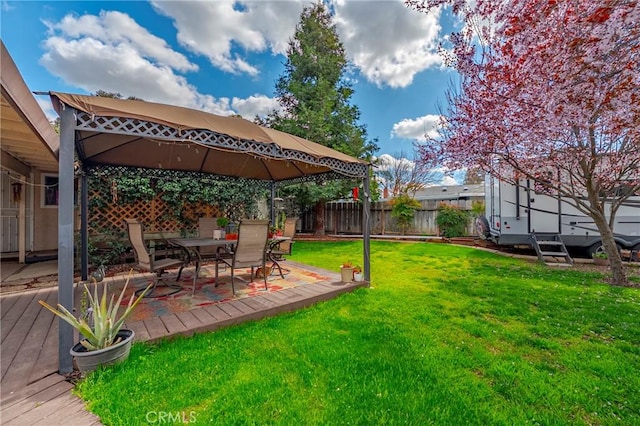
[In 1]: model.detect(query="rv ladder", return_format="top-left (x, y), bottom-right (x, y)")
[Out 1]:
top-left (530, 233), bottom-right (573, 265)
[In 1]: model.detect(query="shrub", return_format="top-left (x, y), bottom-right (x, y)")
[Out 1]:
top-left (436, 203), bottom-right (469, 238)
top-left (390, 194), bottom-right (421, 235)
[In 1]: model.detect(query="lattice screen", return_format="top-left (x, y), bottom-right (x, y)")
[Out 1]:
top-left (89, 188), bottom-right (220, 235)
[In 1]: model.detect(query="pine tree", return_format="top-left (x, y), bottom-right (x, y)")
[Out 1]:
top-left (266, 2), bottom-right (377, 235)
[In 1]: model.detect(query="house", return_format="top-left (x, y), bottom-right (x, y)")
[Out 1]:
top-left (1, 40), bottom-right (59, 263)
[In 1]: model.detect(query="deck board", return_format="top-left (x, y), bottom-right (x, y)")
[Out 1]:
top-left (1, 291), bottom-right (37, 339)
top-left (202, 304), bottom-right (232, 322)
top-left (229, 298), bottom-right (256, 315)
top-left (216, 301), bottom-right (244, 318)
top-left (175, 310), bottom-right (203, 330)
top-left (1, 373), bottom-right (65, 408)
top-left (160, 314), bottom-right (188, 336)
top-left (29, 289), bottom-right (59, 383)
top-left (125, 319), bottom-right (151, 342)
top-left (0, 291), bottom-right (20, 318)
top-left (1, 374), bottom-right (74, 423)
top-left (1, 289), bottom-right (51, 381)
top-left (190, 306), bottom-right (217, 324)
top-left (143, 317), bottom-right (169, 340)
top-left (1, 290), bottom-right (57, 394)
top-left (239, 296), bottom-right (272, 311)
top-left (30, 313), bottom-right (61, 385)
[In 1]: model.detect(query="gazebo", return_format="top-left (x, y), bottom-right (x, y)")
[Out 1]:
top-left (51, 92), bottom-right (372, 373)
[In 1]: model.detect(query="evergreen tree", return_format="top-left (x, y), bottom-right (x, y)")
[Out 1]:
top-left (463, 167), bottom-right (485, 185)
top-left (266, 2), bottom-right (377, 235)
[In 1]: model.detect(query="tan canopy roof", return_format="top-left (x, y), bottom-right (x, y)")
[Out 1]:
top-left (50, 92), bottom-right (366, 181)
top-left (2, 41), bottom-right (59, 174)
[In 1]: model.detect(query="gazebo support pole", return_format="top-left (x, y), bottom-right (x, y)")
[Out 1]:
top-left (58, 104), bottom-right (76, 374)
top-left (80, 171), bottom-right (88, 281)
top-left (270, 182), bottom-right (276, 226)
top-left (363, 165), bottom-right (371, 284)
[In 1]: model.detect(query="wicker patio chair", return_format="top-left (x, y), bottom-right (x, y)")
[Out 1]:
top-left (124, 218), bottom-right (185, 297)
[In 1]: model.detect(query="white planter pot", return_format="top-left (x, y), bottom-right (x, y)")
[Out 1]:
top-left (340, 267), bottom-right (354, 283)
top-left (213, 230), bottom-right (223, 239)
top-left (353, 273), bottom-right (364, 282)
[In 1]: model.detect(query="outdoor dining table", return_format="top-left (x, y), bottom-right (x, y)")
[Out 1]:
top-left (169, 237), bottom-right (237, 294)
top-left (169, 236), bottom-right (292, 295)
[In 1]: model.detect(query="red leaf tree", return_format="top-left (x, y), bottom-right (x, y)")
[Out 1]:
top-left (407, 0), bottom-right (639, 286)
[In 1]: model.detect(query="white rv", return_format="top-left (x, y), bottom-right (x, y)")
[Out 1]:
top-left (477, 175), bottom-right (640, 256)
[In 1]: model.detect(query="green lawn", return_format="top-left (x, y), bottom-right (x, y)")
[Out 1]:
top-left (77, 241), bottom-right (640, 425)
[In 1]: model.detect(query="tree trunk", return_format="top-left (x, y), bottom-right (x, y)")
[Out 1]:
top-left (589, 200), bottom-right (629, 286)
top-left (313, 200), bottom-right (325, 236)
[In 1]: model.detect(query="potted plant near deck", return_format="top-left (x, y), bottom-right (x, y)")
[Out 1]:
top-left (39, 270), bottom-right (150, 373)
top-left (340, 261), bottom-right (355, 283)
top-left (353, 265), bottom-right (364, 282)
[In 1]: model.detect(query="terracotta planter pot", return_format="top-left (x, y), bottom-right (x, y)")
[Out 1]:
top-left (71, 329), bottom-right (135, 373)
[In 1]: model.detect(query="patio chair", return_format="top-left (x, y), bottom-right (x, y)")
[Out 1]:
top-left (198, 217), bottom-right (223, 258)
top-left (270, 217), bottom-right (297, 260)
top-left (268, 217), bottom-right (297, 278)
top-left (198, 216), bottom-right (232, 280)
top-left (124, 218), bottom-right (185, 298)
top-left (215, 219), bottom-right (269, 295)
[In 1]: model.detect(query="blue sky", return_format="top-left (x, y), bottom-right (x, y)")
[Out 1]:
top-left (1, 1), bottom-right (461, 183)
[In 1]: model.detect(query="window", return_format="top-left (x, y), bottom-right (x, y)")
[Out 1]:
top-left (42, 174), bottom-right (59, 207)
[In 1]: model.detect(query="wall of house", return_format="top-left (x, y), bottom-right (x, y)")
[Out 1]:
top-left (32, 170), bottom-right (58, 251)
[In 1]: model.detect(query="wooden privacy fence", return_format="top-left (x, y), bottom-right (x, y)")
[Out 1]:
top-left (89, 192), bottom-right (479, 239)
top-left (300, 198), bottom-right (480, 236)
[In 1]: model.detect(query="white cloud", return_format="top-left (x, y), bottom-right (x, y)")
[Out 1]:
top-left (35, 3), bottom-right (451, 125)
top-left (332, 0), bottom-right (443, 88)
top-left (49, 11), bottom-right (197, 72)
top-left (152, 0), bottom-right (444, 87)
top-left (391, 114), bottom-right (442, 141)
top-left (40, 35), bottom-right (230, 113)
top-left (151, 0), bottom-right (307, 76)
top-left (441, 175), bottom-right (458, 185)
top-left (38, 10), bottom-right (266, 117)
top-left (374, 153), bottom-right (416, 172)
top-left (231, 95), bottom-right (281, 120)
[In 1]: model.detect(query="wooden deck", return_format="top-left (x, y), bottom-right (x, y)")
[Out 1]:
top-left (1, 262), bottom-right (364, 424)
top-left (0, 286), bottom-right (103, 425)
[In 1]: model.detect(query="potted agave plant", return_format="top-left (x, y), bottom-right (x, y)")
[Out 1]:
top-left (39, 270), bottom-right (150, 373)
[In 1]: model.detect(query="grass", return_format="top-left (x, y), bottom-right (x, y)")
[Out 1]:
top-left (77, 241), bottom-right (640, 425)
